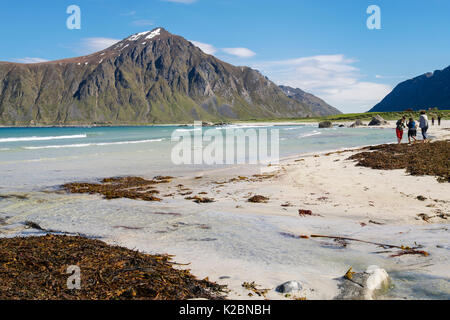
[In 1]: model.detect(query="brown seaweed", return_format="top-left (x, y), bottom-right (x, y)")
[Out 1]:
top-left (348, 140), bottom-right (450, 183)
top-left (0, 235), bottom-right (226, 300)
top-left (61, 176), bottom-right (170, 201)
top-left (248, 195), bottom-right (269, 203)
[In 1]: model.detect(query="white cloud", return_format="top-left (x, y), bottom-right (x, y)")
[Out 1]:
top-left (79, 37), bottom-right (121, 54)
top-left (14, 57), bottom-right (49, 64)
top-left (131, 20), bottom-right (155, 27)
top-left (190, 41), bottom-right (256, 58)
top-left (222, 47), bottom-right (256, 58)
top-left (253, 54), bottom-right (392, 113)
top-left (190, 40), bottom-right (218, 55)
top-left (375, 74), bottom-right (405, 79)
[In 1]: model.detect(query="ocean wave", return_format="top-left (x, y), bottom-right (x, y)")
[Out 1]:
top-left (0, 134), bottom-right (87, 143)
top-left (174, 128), bottom-right (202, 132)
top-left (299, 131), bottom-right (322, 138)
top-left (175, 125), bottom-right (274, 132)
top-left (0, 148), bottom-right (10, 151)
top-left (23, 139), bottom-right (164, 150)
top-left (215, 125), bottom-right (274, 130)
top-left (282, 127), bottom-right (301, 131)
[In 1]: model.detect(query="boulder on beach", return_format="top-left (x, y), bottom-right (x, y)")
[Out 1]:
top-left (213, 121), bottom-right (230, 127)
top-left (275, 280), bottom-right (303, 293)
top-left (350, 119), bottom-right (364, 127)
top-left (318, 121), bottom-right (333, 128)
top-left (368, 115), bottom-right (388, 126)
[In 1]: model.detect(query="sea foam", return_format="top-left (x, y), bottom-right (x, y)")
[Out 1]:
top-left (23, 139), bottom-right (163, 150)
top-left (0, 134), bottom-right (87, 143)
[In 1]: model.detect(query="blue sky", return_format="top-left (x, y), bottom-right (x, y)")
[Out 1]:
top-left (1, 0), bottom-right (449, 112)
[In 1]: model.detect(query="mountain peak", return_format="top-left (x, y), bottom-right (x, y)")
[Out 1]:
top-left (279, 85), bottom-right (341, 116)
top-left (370, 64), bottom-right (450, 112)
top-left (123, 27), bottom-right (170, 43)
top-left (102, 27), bottom-right (170, 54)
top-left (0, 27), bottom-right (339, 125)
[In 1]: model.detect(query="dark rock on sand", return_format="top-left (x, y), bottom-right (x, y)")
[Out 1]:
top-left (368, 115), bottom-right (388, 126)
top-left (350, 119), bottom-right (364, 127)
top-left (318, 121), bottom-right (333, 128)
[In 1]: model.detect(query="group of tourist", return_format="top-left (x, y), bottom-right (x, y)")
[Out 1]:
top-left (395, 111), bottom-right (440, 144)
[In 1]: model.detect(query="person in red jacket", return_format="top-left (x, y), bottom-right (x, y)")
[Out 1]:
top-left (395, 116), bottom-right (406, 144)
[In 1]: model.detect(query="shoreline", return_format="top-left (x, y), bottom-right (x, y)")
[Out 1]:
top-left (0, 111), bottom-right (449, 129)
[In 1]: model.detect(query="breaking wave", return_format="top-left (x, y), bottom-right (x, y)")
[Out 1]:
top-left (0, 134), bottom-right (87, 143)
top-left (23, 139), bottom-right (164, 150)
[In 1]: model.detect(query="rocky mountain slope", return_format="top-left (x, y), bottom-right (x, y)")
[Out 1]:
top-left (0, 28), bottom-right (336, 126)
top-left (279, 85), bottom-right (341, 116)
top-left (370, 65), bottom-right (450, 112)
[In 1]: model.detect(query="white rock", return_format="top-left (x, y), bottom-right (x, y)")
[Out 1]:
top-left (364, 265), bottom-right (389, 299)
top-left (276, 281), bottom-right (303, 293)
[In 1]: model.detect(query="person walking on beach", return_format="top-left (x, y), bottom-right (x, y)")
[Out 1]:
top-left (438, 114), bottom-right (442, 126)
top-left (419, 111), bottom-right (429, 142)
top-left (407, 117), bottom-right (417, 144)
top-left (432, 116), bottom-right (435, 126)
top-left (396, 116), bottom-right (406, 144)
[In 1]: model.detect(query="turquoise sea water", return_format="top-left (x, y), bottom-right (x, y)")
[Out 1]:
top-left (0, 124), bottom-right (396, 191)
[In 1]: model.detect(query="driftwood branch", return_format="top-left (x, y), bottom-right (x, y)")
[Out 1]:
top-left (309, 234), bottom-right (429, 257)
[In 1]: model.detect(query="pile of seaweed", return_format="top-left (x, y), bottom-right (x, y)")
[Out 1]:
top-left (0, 235), bottom-right (225, 300)
top-left (62, 176), bottom-right (173, 201)
top-left (348, 140), bottom-right (449, 183)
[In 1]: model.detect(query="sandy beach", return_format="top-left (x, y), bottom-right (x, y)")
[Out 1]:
top-left (1, 120), bottom-right (449, 300)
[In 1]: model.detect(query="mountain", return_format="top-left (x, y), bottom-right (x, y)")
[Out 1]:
top-left (0, 27), bottom-right (328, 126)
top-left (370, 66), bottom-right (450, 112)
top-left (279, 85), bottom-right (341, 116)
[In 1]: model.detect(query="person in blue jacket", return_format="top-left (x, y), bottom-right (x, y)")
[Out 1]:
top-left (407, 117), bottom-right (417, 144)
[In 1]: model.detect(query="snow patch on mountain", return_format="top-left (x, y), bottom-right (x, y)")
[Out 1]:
top-left (128, 31), bottom-right (151, 41)
top-left (145, 28), bottom-right (161, 40)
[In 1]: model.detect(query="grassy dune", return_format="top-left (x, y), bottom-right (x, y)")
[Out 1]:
top-left (236, 110), bottom-right (450, 123)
